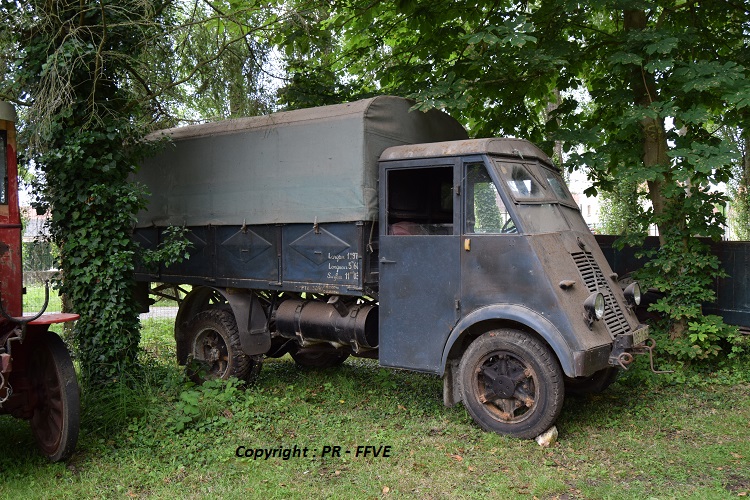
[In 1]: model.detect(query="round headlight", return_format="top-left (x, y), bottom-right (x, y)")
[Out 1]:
top-left (594, 293), bottom-right (605, 320)
top-left (624, 282), bottom-right (641, 307)
top-left (584, 292), bottom-right (606, 323)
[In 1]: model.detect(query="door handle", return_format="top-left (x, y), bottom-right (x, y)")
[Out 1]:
top-left (464, 238), bottom-right (471, 251)
top-left (380, 257), bottom-right (397, 264)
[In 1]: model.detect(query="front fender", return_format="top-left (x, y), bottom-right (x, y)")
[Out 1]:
top-left (439, 304), bottom-right (577, 377)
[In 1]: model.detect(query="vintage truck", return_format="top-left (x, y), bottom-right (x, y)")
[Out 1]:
top-left (133, 96), bottom-right (651, 438)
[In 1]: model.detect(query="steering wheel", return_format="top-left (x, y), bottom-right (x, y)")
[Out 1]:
top-left (500, 217), bottom-right (517, 234)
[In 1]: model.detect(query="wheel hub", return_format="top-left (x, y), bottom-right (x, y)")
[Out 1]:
top-left (477, 353), bottom-right (537, 421)
top-left (481, 355), bottom-right (521, 399)
top-left (491, 374), bottom-right (517, 398)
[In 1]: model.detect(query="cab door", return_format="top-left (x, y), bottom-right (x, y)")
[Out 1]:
top-left (378, 161), bottom-right (460, 373)
top-left (459, 160), bottom-right (524, 313)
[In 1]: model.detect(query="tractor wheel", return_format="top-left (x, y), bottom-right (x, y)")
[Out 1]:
top-left (28, 331), bottom-right (80, 462)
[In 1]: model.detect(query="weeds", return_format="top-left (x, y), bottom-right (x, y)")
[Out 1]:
top-left (1, 319), bottom-right (749, 498)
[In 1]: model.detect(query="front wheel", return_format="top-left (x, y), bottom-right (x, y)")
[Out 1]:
top-left (28, 331), bottom-right (80, 462)
top-left (459, 329), bottom-right (564, 439)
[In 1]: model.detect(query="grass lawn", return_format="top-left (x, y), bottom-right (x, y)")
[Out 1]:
top-left (22, 285), bottom-right (63, 315)
top-left (1, 318), bottom-right (749, 498)
top-left (22, 284), bottom-right (185, 315)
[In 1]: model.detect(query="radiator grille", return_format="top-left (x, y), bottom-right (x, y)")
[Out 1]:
top-left (572, 251), bottom-right (630, 337)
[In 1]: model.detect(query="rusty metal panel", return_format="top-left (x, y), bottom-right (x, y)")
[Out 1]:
top-left (0, 116), bottom-right (22, 317)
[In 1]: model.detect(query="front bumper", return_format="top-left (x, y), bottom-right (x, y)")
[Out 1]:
top-left (609, 324), bottom-right (650, 368)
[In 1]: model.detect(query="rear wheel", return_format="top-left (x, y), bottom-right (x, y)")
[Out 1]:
top-left (185, 309), bottom-right (261, 383)
top-left (459, 329), bottom-right (564, 439)
top-left (28, 331), bottom-right (80, 462)
top-left (290, 345), bottom-right (349, 368)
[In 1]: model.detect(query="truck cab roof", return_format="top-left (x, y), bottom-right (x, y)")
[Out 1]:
top-left (381, 137), bottom-right (555, 169)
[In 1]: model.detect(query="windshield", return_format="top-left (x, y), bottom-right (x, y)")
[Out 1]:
top-left (541, 167), bottom-right (576, 205)
top-left (495, 161), bottom-right (546, 200)
top-left (494, 159), bottom-right (576, 207)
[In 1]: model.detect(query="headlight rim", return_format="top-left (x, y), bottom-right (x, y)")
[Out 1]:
top-left (624, 282), bottom-right (641, 307)
top-left (584, 291), bottom-right (606, 324)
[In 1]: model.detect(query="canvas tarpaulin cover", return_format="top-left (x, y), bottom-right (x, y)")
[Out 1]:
top-left (135, 96), bottom-right (468, 227)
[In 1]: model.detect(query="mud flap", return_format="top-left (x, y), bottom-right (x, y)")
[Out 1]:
top-left (226, 291), bottom-right (271, 355)
top-left (442, 358), bottom-right (462, 407)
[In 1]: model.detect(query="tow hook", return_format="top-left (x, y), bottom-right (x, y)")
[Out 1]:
top-left (632, 338), bottom-right (673, 374)
top-left (610, 336), bottom-right (672, 374)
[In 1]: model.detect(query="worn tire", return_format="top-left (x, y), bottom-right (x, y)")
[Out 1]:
top-left (564, 367), bottom-right (619, 396)
top-left (459, 329), bottom-right (564, 439)
top-left (28, 331), bottom-right (80, 462)
top-left (290, 346), bottom-right (350, 368)
top-left (185, 309), bottom-right (254, 383)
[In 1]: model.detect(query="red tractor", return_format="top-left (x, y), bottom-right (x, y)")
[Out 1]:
top-left (0, 101), bottom-right (80, 461)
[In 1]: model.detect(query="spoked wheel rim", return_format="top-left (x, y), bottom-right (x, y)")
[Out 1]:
top-left (29, 346), bottom-right (65, 454)
top-left (470, 350), bottom-right (538, 424)
top-left (27, 332), bottom-right (80, 461)
top-left (192, 328), bottom-right (230, 378)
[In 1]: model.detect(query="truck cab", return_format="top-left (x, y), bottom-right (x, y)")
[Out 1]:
top-left (377, 138), bottom-right (647, 436)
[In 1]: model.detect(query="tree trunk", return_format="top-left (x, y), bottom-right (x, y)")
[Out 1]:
top-left (545, 88), bottom-right (564, 170)
top-left (624, 9), bottom-right (687, 337)
top-left (624, 10), bottom-right (672, 245)
top-left (744, 129), bottom-right (750, 226)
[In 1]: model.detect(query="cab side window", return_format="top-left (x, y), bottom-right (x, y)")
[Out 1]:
top-left (465, 163), bottom-right (515, 234)
top-left (387, 166), bottom-right (453, 236)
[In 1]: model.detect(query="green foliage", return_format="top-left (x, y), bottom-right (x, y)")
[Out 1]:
top-left (4, 1), bottom-right (167, 386)
top-left (728, 131), bottom-right (750, 240)
top-left (22, 240), bottom-right (55, 272)
top-left (3, 0), bottom-right (282, 386)
top-left (598, 178), bottom-right (646, 236)
top-left (138, 225), bottom-right (192, 271)
top-left (639, 234), bottom-right (725, 323)
top-left (163, 1), bottom-right (276, 120)
top-left (167, 377), bottom-right (244, 432)
top-left (731, 191), bottom-right (750, 240)
top-left (474, 182), bottom-right (503, 232)
top-left (658, 314), bottom-right (744, 363)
